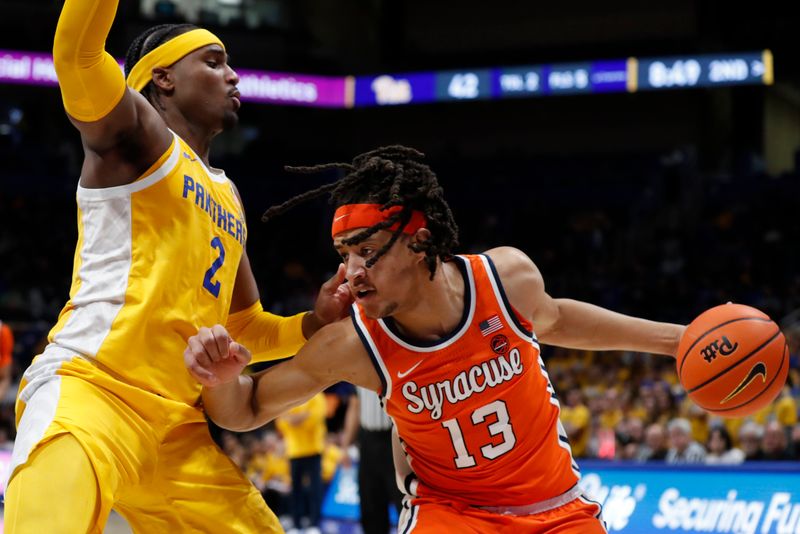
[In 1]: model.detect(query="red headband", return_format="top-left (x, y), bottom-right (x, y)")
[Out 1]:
top-left (331, 204), bottom-right (426, 238)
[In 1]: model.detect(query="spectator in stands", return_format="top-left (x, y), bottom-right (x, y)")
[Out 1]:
top-left (739, 421), bottom-right (765, 461)
top-left (615, 417), bottom-right (644, 460)
top-left (321, 433), bottom-right (344, 488)
top-left (0, 426), bottom-right (14, 451)
top-left (705, 426), bottom-right (744, 465)
top-left (666, 418), bottom-right (706, 463)
top-left (638, 423), bottom-right (669, 461)
top-left (561, 389), bottom-right (591, 458)
top-left (790, 424), bottom-right (800, 460)
top-left (761, 420), bottom-right (792, 461)
top-left (221, 431), bottom-right (248, 469)
top-left (276, 392), bottom-right (326, 534)
top-left (248, 431), bottom-right (291, 517)
top-left (654, 382), bottom-right (678, 424)
top-left (0, 319), bottom-right (14, 401)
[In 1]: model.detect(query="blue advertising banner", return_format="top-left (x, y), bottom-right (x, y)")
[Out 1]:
top-left (578, 461), bottom-right (800, 534)
top-left (320, 461), bottom-right (800, 533)
top-left (322, 463), bottom-right (398, 525)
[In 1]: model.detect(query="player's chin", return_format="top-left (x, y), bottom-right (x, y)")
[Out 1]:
top-left (221, 110), bottom-right (239, 131)
top-left (376, 301), bottom-right (399, 319)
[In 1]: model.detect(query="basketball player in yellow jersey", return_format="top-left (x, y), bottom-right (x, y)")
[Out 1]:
top-left (4, 0), bottom-right (351, 532)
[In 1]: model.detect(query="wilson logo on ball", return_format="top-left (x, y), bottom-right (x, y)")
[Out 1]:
top-left (700, 336), bottom-right (739, 363)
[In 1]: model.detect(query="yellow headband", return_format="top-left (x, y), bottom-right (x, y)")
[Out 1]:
top-left (126, 28), bottom-right (225, 92)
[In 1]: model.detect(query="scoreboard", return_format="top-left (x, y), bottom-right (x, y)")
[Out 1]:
top-left (354, 51), bottom-right (772, 106)
top-left (0, 49), bottom-right (774, 108)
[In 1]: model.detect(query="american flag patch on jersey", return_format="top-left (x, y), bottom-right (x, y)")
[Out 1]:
top-left (479, 315), bottom-right (503, 336)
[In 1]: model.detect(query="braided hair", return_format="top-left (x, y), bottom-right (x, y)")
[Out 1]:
top-left (263, 145), bottom-right (459, 279)
top-left (124, 24), bottom-right (197, 103)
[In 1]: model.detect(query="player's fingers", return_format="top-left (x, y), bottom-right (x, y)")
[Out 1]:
top-left (196, 327), bottom-right (223, 361)
top-left (229, 341), bottom-right (252, 366)
top-left (186, 336), bottom-right (209, 365)
top-left (210, 324), bottom-right (231, 361)
top-left (336, 284), bottom-right (353, 303)
top-left (184, 346), bottom-right (217, 384)
top-left (322, 263), bottom-right (346, 293)
top-left (198, 325), bottom-right (225, 362)
top-left (187, 361), bottom-right (218, 385)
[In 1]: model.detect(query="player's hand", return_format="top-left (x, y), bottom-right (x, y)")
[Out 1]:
top-left (304, 264), bottom-right (353, 336)
top-left (341, 453), bottom-right (352, 469)
top-left (184, 325), bottom-right (252, 387)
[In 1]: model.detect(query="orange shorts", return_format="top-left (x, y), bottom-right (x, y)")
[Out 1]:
top-left (398, 494), bottom-right (606, 534)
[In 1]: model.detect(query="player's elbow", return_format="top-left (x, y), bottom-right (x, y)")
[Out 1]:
top-left (208, 410), bottom-right (260, 433)
top-left (534, 298), bottom-right (566, 343)
top-left (52, 37), bottom-right (76, 75)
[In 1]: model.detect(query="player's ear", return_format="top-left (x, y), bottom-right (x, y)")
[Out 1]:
top-left (411, 228), bottom-right (431, 251)
top-left (151, 67), bottom-right (175, 94)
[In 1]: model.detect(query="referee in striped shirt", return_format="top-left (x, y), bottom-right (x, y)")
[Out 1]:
top-left (342, 387), bottom-right (403, 534)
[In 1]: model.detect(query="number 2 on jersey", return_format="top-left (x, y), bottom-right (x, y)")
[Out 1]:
top-left (203, 237), bottom-right (226, 298)
top-left (442, 399), bottom-right (516, 468)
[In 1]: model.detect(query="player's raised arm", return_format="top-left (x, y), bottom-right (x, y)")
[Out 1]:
top-left (486, 246), bottom-right (685, 356)
top-left (185, 320), bottom-right (379, 432)
top-left (225, 248), bottom-right (353, 364)
top-left (53, 0), bottom-right (169, 163)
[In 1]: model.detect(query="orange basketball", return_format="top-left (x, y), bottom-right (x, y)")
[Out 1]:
top-left (677, 303), bottom-right (788, 418)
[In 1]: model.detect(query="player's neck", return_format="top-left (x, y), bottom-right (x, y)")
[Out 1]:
top-left (390, 260), bottom-right (465, 341)
top-left (163, 114), bottom-right (217, 168)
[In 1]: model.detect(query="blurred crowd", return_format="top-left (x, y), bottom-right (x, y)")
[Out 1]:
top-left (217, 390), bottom-right (353, 533)
top-left (1, 107), bottom-right (799, 529)
top-left (551, 349), bottom-right (800, 464)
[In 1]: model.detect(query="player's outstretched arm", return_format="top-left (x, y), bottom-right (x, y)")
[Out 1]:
top-left (185, 320), bottom-right (378, 432)
top-left (486, 246), bottom-right (685, 357)
top-left (53, 0), bottom-right (168, 159)
top-left (226, 254), bottom-right (353, 364)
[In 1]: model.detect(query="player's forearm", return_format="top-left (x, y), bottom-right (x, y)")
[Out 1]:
top-left (538, 298), bottom-right (684, 356)
top-left (201, 375), bottom-right (260, 432)
top-left (226, 302), bottom-right (307, 364)
top-left (53, 0), bottom-right (126, 121)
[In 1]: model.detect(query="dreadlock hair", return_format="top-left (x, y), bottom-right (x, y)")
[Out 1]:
top-left (262, 145), bottom-right (459, 280)
top-left (124, 24), bottom-right (197, 104)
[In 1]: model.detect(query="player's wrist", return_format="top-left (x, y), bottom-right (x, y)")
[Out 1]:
top-left (302, 310), bottom-right (325, 338)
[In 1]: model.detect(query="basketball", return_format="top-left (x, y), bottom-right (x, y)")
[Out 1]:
top-left (677, 303), bottom-right (788, 418)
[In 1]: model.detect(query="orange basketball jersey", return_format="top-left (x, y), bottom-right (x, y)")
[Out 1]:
top-left (350, 254), bottom-right (580, 507)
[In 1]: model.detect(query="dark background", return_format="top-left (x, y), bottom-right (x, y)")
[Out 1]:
top-left (1, 0), bottom-right (799, 369)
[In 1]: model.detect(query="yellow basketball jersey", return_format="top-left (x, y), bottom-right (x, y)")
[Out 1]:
top-left (21, 132), bottom-right (246, 405)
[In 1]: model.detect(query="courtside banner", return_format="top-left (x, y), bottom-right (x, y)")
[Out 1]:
top-left (579, 461), bottom-right (800, 534)
top-left (321, 463), bottom-right (399, 525)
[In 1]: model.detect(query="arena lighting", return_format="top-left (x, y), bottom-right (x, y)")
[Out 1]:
top-left (0, 49), bottom-right (773, 109)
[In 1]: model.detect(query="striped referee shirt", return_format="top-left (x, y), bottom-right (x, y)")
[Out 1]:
top-left (358, 387), bottom-right (393, 431)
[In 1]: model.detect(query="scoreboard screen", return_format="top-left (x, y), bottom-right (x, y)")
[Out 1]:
top-left (635, 52), bottom-right (772, 91)
top-left (0, 49), bottom-right (774, 108)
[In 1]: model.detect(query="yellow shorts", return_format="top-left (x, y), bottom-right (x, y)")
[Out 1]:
top-left (7, 357), bottom-right (281, 533)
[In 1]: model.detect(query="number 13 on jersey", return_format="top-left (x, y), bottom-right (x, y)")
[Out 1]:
top-left (441, 399), bottom-right (517, 469)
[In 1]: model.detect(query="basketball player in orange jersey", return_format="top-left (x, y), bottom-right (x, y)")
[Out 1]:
top-left (4, 0), bottom-right (351, 531)
top-left (185, 145), bottom-right (687, 533)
